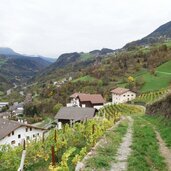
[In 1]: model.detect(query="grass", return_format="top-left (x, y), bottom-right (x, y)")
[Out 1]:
top-left (144, 115), bottom-right (171, 149)
top-left (0, 91), bottom-right (4, 96)
top-left (72, 75), bottom-right (99, 83)
top-left (164, 40), bottom-right (171, 48)
top-left (84, 119), bottom-right (128, 170)
top-left (157, 60), bottom-right (171, 73)
top-left (80, 53), bottom-right (93, 61)
top-left (139, 72), bottom-right (171, 92)
top-left (128, 116), bottom-right (167, 171)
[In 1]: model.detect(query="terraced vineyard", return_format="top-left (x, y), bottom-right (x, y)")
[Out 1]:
top-left (134, 89), bottom-right (168, 104)
top-left (98, 104), bottom-right (143, 119)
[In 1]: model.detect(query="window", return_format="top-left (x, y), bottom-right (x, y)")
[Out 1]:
top-left (26, 128), bottom-right (28, 132)
top-left (11, 140), bottom-right (15, 144)
top-left (12, 131), bottom-right (14, 135)
top-left (37, 133), bottom-right (39, 136)
top-left (8, 133), bottom-right (10, 137)
top-left (33, 134), bottom-right (36, 138)
top-left (30, 127), bottom-right (32, 131)
top-left (18, 134), bottom-right (21, 139)
top-left (127, 95), bottom-right (130, 97)
top-left (132, 94), bottom-right (134, 96)
top-left (26, 136), bottom-right (30, 140)
top-left (18, 143), bottom-right (20, 146)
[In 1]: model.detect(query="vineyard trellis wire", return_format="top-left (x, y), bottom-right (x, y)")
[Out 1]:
top-left (134, 89), bottom-right (168, 104)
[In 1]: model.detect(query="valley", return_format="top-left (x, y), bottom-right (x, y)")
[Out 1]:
top-left (1, 20), bottom-right (171, 171)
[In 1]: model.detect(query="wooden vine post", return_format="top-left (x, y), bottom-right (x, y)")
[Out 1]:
top-left (54, 129), bottom-right (57, 143)
top-left (51, 145), bottom-right (56, 166)
top-left (42, 132), bottom-right (45, 143)
top-left (92, 124), bottom-right (95, 146)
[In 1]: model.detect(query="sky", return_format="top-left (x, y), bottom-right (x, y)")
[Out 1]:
top-left (0, 0), bottom-right (171, 58)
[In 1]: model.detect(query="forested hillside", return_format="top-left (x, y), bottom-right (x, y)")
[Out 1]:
top-left (0, 49), bottom-right (52, 92)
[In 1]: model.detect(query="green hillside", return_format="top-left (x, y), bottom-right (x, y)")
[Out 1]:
top-left (134, 60), bottom-right (171, 92)
top-left (72, 75), bottom-right (99, 83)
top-left (140, 72), bottom-right (171, 92)
top-left (157, 60), bottom-right (171, 73)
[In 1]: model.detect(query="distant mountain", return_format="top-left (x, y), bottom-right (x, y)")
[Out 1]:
top-left (32, 48), bottom-right (115, 83)
top-left (52, 52), bottom-right (81, 68)
top-left (0, 48), bottom-right (52, 91)
top-left (0, 47), bottom-right (19, 55)
top-left (90, 48), bottom-right (114, 56)
top-left (124, 21), bottom-right (171, 48)
top-left (46, 48), bottom-right (114, 71)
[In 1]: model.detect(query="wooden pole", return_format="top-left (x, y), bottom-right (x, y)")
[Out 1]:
top-left (54, 130), bottom-right (57, 143)
top-left (92, 124), bottom-right (95, 134)
top-left (51, 145), bottom-right (55, 166)
top-left (92, 124), bottom-right (95, 146)
top-left (63, 125), bottom-right (65, 133)
top-left (42, 132), bottom-right (45, 143)
top-left (23, 139), bottom-right (25, 150)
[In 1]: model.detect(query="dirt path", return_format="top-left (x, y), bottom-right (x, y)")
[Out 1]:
top-left (75, 116), bottom-right (126, 171)
top-left (110, 116), bottom-right (133, 171)
top-left (156, 131), bottom-right (171, 171)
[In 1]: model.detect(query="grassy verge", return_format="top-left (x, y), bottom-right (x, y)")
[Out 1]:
top-left (84, 119), bottom-right (129, 171)
top-left (144, 114), bottom-right (171, 149)
top-left (128, 116), bottom-right (167, 171)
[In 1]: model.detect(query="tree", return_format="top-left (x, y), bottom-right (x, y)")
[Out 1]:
top-left (53, 103), bottom-right (63, 114)
top-left (127, 76), bottom-right (135, 90)
top-left (150, 68), bottom-right (157, 76)
top-left (128, 76), bottom-right (135, 83)
top-left (24, 103), bottom-right (39, 117)
top-left (1, 105), bottom-right (9, 112)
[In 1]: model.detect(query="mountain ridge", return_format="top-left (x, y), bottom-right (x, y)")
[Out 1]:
top-left (124, 21), bottom-right (171, 48)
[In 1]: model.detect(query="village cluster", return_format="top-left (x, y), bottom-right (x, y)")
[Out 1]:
top-left (0, 87), bottom-right (136, 147)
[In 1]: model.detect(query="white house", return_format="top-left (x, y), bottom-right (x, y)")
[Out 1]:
top-left (67, 93), bottom-right (105, 110)
top-left (0, 118), bottom-right (46, 147)
top-left (111, 87), bottom-right (136, 104)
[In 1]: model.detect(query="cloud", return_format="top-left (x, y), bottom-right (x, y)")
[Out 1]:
top-left (0, 0), bottom-right (171, 57)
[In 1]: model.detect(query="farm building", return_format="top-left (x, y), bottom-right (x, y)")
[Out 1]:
top-left (67, 93), bottom-right (105, 110)
top-left (55, 107), bottom-right (96, 128)
top-left (111, 87), bottom-right (136, 104)
top-left (0, 118), bottom-right (46, 147)
top-left (0, 102), bottom-right (9, 111)
top-left (10, 102), bottom-right (24, 115)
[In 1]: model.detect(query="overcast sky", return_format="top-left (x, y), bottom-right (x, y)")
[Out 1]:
top-left (0, 0), bottom-right (171, 57)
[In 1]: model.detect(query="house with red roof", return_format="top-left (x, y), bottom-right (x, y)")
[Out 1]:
top-left (67, 93), bottom-right (105, 110)
top-left (111, 87), bottom-right (136, 104)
